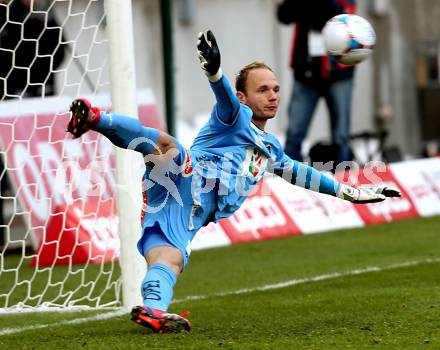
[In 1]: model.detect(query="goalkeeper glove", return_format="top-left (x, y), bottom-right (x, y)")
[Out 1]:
top-left (197, 30), bottom-right (222, 82)
top-left (337, 184), bottom-right (401, 204)
top-left (67, 98), bottom-right (101, 138)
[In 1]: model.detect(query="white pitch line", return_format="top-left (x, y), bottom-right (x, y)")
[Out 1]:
top-left (171, 257), bottom-right (440, 304)
top-left (0, 308), bottom-right (127, 336)
top-left (1, 258), bottom-right (439, 336)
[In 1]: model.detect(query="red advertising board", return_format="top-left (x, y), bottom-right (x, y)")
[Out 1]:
top-left (335, 164), bottom-right (419, 224)
top-left (219, 178), bottom-right (302, 243)
top-left (267, 175), bottom-right (365, 234)
top-left (32, 199), bottom-right (119, 266)
top-left (1, 91), bottom-right (434, 263)
top-left (0, 92), bottom-right (164, 264)
top-left (390, 158), bottom-right (440, 217)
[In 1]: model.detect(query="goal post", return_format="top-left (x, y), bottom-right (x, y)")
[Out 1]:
top-left (104, 0), bottom-right (144, 310)
top-left (0, 0), bottom-right (148, 312)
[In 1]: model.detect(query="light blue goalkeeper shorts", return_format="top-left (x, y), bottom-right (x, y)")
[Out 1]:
top-left (135, 139), bottom-right (216, 268)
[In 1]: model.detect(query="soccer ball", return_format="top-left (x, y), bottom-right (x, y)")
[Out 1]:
top-left (322, 14), bottom-right (376, 65)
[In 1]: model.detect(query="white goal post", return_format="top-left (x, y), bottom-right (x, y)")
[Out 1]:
top-left (104, 0), bottom-right (144, 309)
top-left (0, 0), bottom-right (144, 312)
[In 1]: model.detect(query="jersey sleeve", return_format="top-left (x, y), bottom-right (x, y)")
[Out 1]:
top-left (270, 140), bottom-right (340, 197)
top-left (209, 75), bottom-right (241, 126)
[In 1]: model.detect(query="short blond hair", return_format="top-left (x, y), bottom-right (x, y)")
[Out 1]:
top-left (235, 62), bottom-right (274, 93)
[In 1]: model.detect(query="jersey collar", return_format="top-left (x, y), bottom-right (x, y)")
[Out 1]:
top-left (251, 121), bottom-right (267, 135)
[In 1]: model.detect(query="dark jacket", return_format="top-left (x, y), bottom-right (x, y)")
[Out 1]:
top-left (0, 1), bottom-right (65, 99)
top-left (277, 0), bottom-right (356, 88)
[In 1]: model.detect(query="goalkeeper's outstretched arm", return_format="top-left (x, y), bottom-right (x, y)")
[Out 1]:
top-left (197, 30), bottom-right (240, 125)
top-left (273, 158), bottom-right (401, 204)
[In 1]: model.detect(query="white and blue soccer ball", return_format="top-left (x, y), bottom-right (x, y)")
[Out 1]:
top-left (322, 14), bottom-right (376, 65)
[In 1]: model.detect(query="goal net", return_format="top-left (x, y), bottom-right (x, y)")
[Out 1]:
top-left (0, 0), bottom-right (147, 312)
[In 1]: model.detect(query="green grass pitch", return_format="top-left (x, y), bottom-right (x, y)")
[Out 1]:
top-left (1, 216), bottom-right (439, 349)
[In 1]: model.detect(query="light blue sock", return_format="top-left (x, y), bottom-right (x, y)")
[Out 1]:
top-left (141, 263), bottom-right (177, 312)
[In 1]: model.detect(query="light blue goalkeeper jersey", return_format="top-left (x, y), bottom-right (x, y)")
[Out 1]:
top-left (94, 74), bottom-right (340, 264)
top-left (189, 75), bottom-right (339, 224)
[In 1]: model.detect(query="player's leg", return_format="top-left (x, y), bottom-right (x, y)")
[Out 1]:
top-left (69, 99), bottom-right (191, 333)
top-left (325, 77), bottom-right (354, 164)
top-left (134, 138), bottom-right (194, 334)
top-left (284, 79), bottom-right (320, 161)
top-left (67, 98), bottom-right (177, 158)
top-left (132, 164), bottom-right (193, 334)
top-left (131, 224), bottom-right (191, 333)
top-left (141, 229), bottom-right (183, 311)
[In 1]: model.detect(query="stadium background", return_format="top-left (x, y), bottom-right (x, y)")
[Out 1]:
top-left (47, 0), bottom-right (439, 155)
top-left (0, 0), bottom-right (439, 348)
top-left (2, 0), bottom-right (438, 263)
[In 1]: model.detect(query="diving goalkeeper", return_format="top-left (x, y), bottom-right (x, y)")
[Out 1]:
top-left (66, 30), bottom-right (401, 333)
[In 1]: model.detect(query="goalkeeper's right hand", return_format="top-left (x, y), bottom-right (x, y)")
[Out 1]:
top-left (337, 183), bottom-right (401, 204)
top-left (197, 30), bottom-right (222, 82)
top-left (67, 98), bottom-right (101, 138)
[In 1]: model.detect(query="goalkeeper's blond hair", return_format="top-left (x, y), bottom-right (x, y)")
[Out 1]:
top-left (235, 62), bottom-right (274, 93)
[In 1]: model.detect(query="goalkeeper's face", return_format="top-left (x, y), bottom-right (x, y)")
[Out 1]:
top-left (237, 68), bottom-right (280, 121)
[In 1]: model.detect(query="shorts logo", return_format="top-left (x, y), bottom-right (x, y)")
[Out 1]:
top-left (182, 149), bottom-right (193, 177)
top-left (140, 190), bottom-right (148, 222)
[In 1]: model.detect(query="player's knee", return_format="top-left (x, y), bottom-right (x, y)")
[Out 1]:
top-left (156, 131), bottom-right (177, 154)
top-left (146, 246), bottom-right (184, 276)
top-left (158, 259), bottom-right (183, 277)
top-left (167, 260), bottom-right (184, 277)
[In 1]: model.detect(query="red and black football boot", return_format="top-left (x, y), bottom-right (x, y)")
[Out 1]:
top-left (131, 306), bottom-right (191, 333)
top-left (67, 98), bottom-right (101, 138)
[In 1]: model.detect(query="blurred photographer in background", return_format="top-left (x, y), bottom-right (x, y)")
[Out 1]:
top-left (277, 0), bottom-right (357, 166)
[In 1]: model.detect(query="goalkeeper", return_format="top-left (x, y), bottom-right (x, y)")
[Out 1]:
top-left (67, 30), bottom-right (400, 334)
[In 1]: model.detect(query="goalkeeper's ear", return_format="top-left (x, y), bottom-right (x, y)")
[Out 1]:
top-left (236, 90), bottom-right (246, 104)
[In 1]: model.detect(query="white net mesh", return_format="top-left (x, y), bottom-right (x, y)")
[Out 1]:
top-left (0, 0), bottom-right (122, 312)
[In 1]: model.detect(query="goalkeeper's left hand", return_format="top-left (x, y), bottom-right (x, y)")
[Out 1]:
top-left (337, 184), bottom-right (402, 204)
top-left (197, 30), bottom-right (222, 82)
